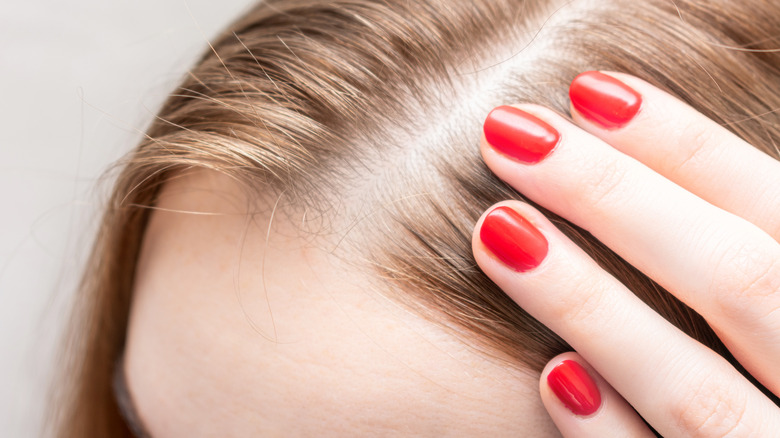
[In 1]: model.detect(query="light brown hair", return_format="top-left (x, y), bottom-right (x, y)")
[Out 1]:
top-left (53, 0), bottom-right (780, 435)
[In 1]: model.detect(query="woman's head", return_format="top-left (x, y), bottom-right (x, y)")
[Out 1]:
top-left (57, 0), bottom-right (780, 435)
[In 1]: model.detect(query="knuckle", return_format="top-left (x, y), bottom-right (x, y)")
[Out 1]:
top-left (670, 120), bottom-right (719, 175)
top-left (709, 238), bottom-right (780, 320)
top-left (550, 273), bottom-right (613, 329)
top-left (670, 375), bottom-right (748, 437)
top-left (743, 183), bottom-right (780, 241)
top-left (583, 157), bottom-right (629, 212)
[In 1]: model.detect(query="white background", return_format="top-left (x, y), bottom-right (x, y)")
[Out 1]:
top-left (0, 1), bottom-right (256, 435)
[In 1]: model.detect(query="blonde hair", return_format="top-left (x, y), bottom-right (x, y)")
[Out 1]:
top-left (54, 0), bottom-right (780, 435)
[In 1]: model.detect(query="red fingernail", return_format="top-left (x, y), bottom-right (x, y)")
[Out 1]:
top-left (479, 206), bottom-right (548, 272)
top-left (547, 360), bottom-right (602, 416)
top-left (569, 71), bottom-right (642, 129)
top-left (483, 106), bottom-right (560, 163)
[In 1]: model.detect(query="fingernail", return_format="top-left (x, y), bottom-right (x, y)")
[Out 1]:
top-left (483, 106), bottom-right (560, 163)
top-left (547, 360), bottom-right (602, 416)
top-left (569, 71), bottom-right (642, 129)
top-left (479, 206), bottom-right (548, 272)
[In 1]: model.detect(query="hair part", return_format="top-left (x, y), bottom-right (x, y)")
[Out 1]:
top-left (53, 0), bottom-right (780, 435)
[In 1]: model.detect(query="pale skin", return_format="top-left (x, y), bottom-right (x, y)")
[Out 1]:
top-left (474, 72), bottom-right (780, 436)
top-left (124, 72), bottom-right (780, 436)
top-left (123, 170), bottom-right (560, 436)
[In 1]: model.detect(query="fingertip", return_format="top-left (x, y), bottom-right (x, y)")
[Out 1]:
top-left (568, 71), bottom-right (644, 130)
top-left (539, 353), bottom-right (656, 438)
top-left (472, 201), bottom-right (555, 274)
top-left (540, 353), bottom-right (603, 418)
top-left (481, 104), bottom-right (568, 167)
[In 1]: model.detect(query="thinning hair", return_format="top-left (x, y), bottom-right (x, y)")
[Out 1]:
top-left (53, 0), bottom-right (780, 435)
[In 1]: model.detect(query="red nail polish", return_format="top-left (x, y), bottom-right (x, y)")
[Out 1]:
top-left (483, 106), bottom-right (560, 163)
top-left (569, 71), bottom-right (642, 129)
top-left (547, 360), bottom-right (602, 416)
top-left (479, 206), bottom-right (548, 272)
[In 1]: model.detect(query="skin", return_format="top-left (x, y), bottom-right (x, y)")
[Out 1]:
top-left (123, 170), bottom-right (561, 437)
top-left (474, 73), bottom-right (780, 436)
top-left (124, 72), bottom-right (780, 437)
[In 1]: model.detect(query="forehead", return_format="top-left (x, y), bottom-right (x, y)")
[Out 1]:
top-left (122, 170), bottom-right (555, 436)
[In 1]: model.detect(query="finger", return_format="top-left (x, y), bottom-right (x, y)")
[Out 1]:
top-left (540, 352), bottom-right (654, 438)
top-left (480, 104), bottom-right (780, 394)
top-left (568, 71), bottom-right (780, 241)
top-left (472, 202), bottom-right (780, 437)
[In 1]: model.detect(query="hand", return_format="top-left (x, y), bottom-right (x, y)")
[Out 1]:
top-left (472, 71), bottom-right (780, 437)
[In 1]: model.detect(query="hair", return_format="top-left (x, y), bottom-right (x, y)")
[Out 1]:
top-left (52, 0), bottom-right (780, 435)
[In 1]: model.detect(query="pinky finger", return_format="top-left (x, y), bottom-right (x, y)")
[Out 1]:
top-left (540, 352), bottom-right (655, 438)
